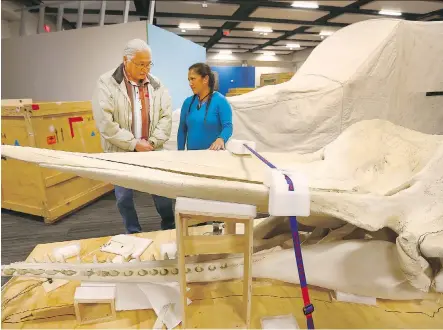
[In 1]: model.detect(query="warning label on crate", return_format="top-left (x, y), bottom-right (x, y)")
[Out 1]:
top-left (91, 131), bottom-right (96, 137)
top-left (68, 116), bottom-right (84, 138)
top-left (14, 140), bottom-right (20, 146)
top-left (47, 135), bottom-right (57, 145)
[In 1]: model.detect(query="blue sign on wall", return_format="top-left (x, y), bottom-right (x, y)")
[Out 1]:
top-left (211, 66), bottom-right (256, 96)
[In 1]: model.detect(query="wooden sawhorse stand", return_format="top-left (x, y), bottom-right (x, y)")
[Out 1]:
top-left (175, 197), bottom-right (257, 329)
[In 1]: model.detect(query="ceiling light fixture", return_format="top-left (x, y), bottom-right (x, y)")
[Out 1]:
top-left (202, 1), bottom-right (208, 8)
top-left (291, 1), bottom-right (319, 9)
top-left (379, 10), bottom-right (402, 16)
top-left (319, 30), bottom-right (334, 36)
top-left (286, 43), bottom-right (301, 48)
top-left (178, 23), bottom-right (201, 30)
top-left (262, 51), bottom-right (276, 56)
top-left (253, 27), bottom-right (273, 33)
top-left (219, 50), bottom-right (232, 54)
top-left (181, 29), bottom-right (186, 33)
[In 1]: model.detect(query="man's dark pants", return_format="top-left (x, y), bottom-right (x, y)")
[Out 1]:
top-left (114, 185), bottom-right (175, 233)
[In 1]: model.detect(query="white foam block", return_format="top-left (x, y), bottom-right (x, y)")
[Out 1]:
top-left (266, 168), bottom-right (310, 217)
top-left (334, 291), bottom-right (377, 306)
top-left (225, 139), bottom-right (256, 155)
top-left (52, 243), bottom-right (80, 262)
top-left (100, 234), bottom-right (153, 259)
top-left (161, 243), bottom-right (177, 258)
top-left (75, 286), bottom-right (115, 302)
top-left (261, 314), bottom-right (299, 329)
top-left (175, 197), bottom-right (256, 219)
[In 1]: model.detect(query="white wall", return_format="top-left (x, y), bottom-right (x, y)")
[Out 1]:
top-left (1, 21), bottom-right (148, 102)
top-left (148, 24), bottom-right (206, 110)
top-left (2, 20), bottom-right (12, 39)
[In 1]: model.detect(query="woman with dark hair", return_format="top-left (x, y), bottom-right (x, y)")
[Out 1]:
top-left (177, 63), bottom-right (233, 151)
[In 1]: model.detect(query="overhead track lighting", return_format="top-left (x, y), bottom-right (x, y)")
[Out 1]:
top-left (291, 1), bottom-right (319, 9)
top-left (219, 50), bottom-right (232, 54)
top-left (286, 43), bottom-right (301, 48)
top-left (319, 30), bottom-right (334, 36)
top-left (379, 10), bottom-right (402, 16)
top-left (253, 27), bottom-right (273, 33)
top-left (178, 23), bottom-right (201, 30)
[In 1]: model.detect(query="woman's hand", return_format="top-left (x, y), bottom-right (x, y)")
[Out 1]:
top-left (209, 138), bottom-right (225, 151)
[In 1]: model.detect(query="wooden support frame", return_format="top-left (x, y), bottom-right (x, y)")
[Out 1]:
top-left (175, 197), bottom-right (256, 328)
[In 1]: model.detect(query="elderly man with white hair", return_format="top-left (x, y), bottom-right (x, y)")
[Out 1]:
top-left (92, 38), bottom-right (174, 233)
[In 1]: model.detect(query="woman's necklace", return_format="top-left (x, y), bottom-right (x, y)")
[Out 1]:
top-left (197, 92), bottom-right (210, 110)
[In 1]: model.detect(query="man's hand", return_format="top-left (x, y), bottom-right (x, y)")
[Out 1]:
top-left (135, 140), bottom-right (154, 152)
top-left (209, 138), bottom-right (225, 151)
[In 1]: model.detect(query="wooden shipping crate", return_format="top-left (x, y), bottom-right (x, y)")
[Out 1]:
top-left (260, 72), bottom-right (294, 86)
top-left (226, 88), bottom-right (256, 97)
top-left (1, 100), bottom-right (114, 223)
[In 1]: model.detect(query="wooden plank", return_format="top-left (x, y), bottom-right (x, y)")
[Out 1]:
top-left (1, 99), bottom-right (33, 107)
top-left (1, 200), bottom-right (44, 217)
top-left (175, 212), bottom-right (188, 328)
top-left (225, 221), bottom-right (236, 235)
top-left (182, 213), bottom-right (251, 224)
top-left (45, 173), bottom-right (78, 188)
top-left (1, 115), bottom-right (45, 215)
top-left (24, 101), bottom-right (93, 117)
top-left (243, 220), bottom-right (253, 328)
top-left (183, 234), bottom-right (245, 255)
top-left (45, 182), bottom-right (114, 223)
top-left (1, 101), bottom-right (112, 223)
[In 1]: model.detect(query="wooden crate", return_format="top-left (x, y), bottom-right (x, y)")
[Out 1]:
top-left (260, 72), bottom-right (294, 86)
top-left (226, 88), bottom-right (256, 97)
top-left (1, 100), bottom-right (114, 223)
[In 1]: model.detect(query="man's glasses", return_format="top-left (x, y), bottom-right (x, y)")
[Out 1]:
top-left (131, 61), bottom-right (154, 69)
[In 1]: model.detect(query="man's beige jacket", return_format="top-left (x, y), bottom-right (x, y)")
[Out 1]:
top-left (92, 64), bottom-right (172, 152)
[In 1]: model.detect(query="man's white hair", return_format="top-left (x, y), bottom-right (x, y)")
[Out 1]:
top-left (123, 39), bottom-right (151, 61)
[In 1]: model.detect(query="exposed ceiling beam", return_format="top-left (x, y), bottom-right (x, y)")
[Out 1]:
top-left (37, 7), bottom-right (347, 27)
top-left (133, 0), bottom-right (149, 16)
top-left (204, 1), bottom-right (262, 50)
top-left (82, 22), bottom-right (114, 26)
top-left (154, 12), bottom-right (347, 27)
top-left (157, 24), bottom-right (321, 34)
top-left (198, 0), bottom-right (424, 19)
top-left (21, 0), bottom-right (75, 29)
top-left (181, 34), bottom-right (321, 43)
top-left (251, 0), bottom-right (421, 20)
top-left (249, 0), bottom-right (374, 53)
top-left (416, 8), bottom-right (443, 21)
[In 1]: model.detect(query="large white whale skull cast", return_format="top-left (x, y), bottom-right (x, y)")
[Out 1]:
top-left (1, 119), bottom-right (442, 299)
